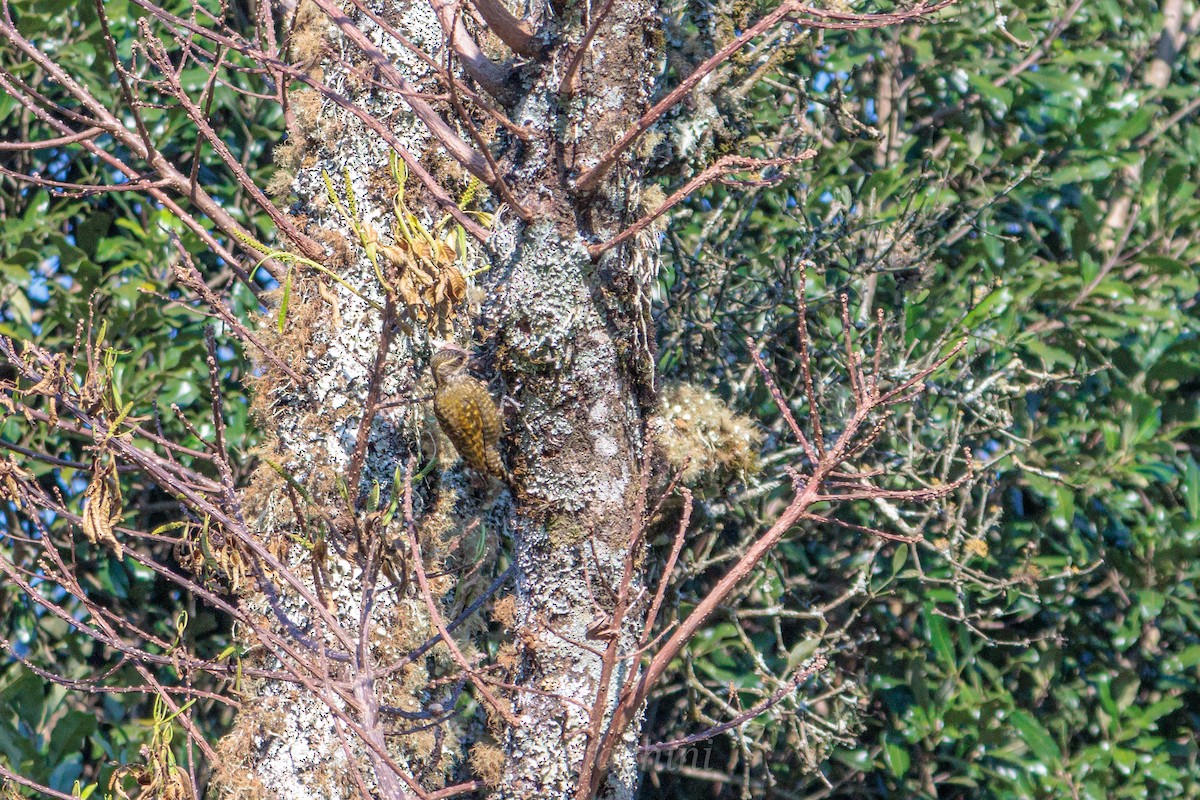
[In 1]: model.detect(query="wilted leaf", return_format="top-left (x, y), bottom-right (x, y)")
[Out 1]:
top-left (82, 458), bottom-right (124, 560)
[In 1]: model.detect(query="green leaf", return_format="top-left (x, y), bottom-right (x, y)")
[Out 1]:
top-left (1136, 697), bottom-right (1182, 727)
top-left (48, 754), bottom-right (82, 793)
top-left (1183, 456), bottom-right (1200, 522)
top-left (961, 286), bottom-right (1011, 330)
top-left (1111, 745), bottom-right (1137, 776)
top-left (1052, 486), bottom-right (1076, 532)
top-left (883, 735), bottom-right (910, 778)
top-left (1010, 710), bottom-right (1062, 764)
top-left (1048, 159), bottom-right (1115, 187)
top-left (48, 710), bottom-right (96, 758)
top-left (923, 605), bottom-right (955, 673)
top-left (278, 266), bottom-right (292, 333)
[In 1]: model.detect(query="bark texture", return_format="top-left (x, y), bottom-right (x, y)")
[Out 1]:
top-left (214, 0), bottom-right (666, 797)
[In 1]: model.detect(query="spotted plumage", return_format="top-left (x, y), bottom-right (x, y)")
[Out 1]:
top-left (431, 345), bottom-right (507, 482)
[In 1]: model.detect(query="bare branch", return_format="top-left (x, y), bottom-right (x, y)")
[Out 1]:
top-left (747, 336), bottom-right (819, 464)
top-left (639, 656), bottom-right (826, 754)
top-left (306, 0), bottom-right (495, 181)
top-left (401, 458), bottom-right (520, 728)
top-left (587, 151), bottom-right (817, 257)
top-left (0, 125), bottom-right (102, 151)
top-left (430, 0), bottom-right (517, 101)
top-left (575, 1), bottom-right (953, 193)
top-left (640, 487), bottom-right (692, 646)
top-left (123, 0), bottom-right (493, 241)
top-left (558, 0), bottom-right (615, 98)
top-left (469, 0), bottom-right (536, 55)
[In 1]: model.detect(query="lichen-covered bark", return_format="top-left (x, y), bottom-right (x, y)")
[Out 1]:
top-left (216, 0), bottom-right (666, 797)
top-left (487, 228), bottom-right (647, 799)
top-left (485, 3), bottom-right (663, 795)
top-left (214, 2), bottom-right (461, 797)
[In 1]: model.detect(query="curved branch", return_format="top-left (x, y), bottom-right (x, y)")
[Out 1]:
top-left (587, 151), bottom-right (816, 257)
top-left (557, 0), bottom-right (614, 98)
top-left (0, 125), bottom-right (102, 151)
top-left (575, 0), bottom-right (954, 193)
top-left (343, 0), bottom-right (533, 138)
top-left (430, 0), bottom-right (517, 102)
top-left (638, 656), bottom-right (827, 754)
top-left (583, 318), bottom-right (969, 794)
top-left (0, 21), bottom-right (304, 277)
top-left (122, 0), bottom-right (494, 241)
top-left (144, 37), bottom-right (325, 268)
top-left (307, 0), bottom-right (496, 181)
top-left (469, 0), bottom-right (537, 55)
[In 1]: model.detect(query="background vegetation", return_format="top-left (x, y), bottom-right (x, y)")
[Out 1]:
top-left (1, 0), bottom-right (1197, 797)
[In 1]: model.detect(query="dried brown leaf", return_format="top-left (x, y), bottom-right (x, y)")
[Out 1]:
top-left (82, 458), bottom-right (124, 559)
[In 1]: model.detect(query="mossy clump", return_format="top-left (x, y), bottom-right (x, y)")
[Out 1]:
top-left (209, 699), bottom-right (283, 800)
top-left (649, 383), bottom-right (762, 486)
top-left (491, 594), bottom-right (516, 629)
top-left (469, 742), bottom-right (506, 788)
top-left (546, 514), bottom-right (588, 548)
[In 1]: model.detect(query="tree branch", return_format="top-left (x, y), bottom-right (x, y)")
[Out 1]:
top-left (468, 0), bottom-right (536, 55)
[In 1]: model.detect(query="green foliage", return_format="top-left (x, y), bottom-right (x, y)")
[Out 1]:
top-left (650, 1), bottom-right (1200, 797)
top-left (0, 0), bottom-right (274, 789)
top-left (2, 0), bottom-right (1198, 796)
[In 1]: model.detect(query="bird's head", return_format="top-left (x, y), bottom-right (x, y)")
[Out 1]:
top-left (430, 343), bottom-right (470, 384)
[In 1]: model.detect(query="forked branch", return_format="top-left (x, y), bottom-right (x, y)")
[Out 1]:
top-left (574, 1), bottom-right (954, 193)
top-left (587, 151), bottom-right (818, 257)
top-left (578, 280), bottom-right (970, 798)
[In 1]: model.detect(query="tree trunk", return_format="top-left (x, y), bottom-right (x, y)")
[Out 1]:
top-left (488, 227), bottom-right (651, 800)
top-left (213, 0), bottom-right (664, 797)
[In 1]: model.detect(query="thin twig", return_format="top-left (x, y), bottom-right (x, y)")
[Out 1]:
top-left (575, 2), bottom-right (952, 192)
top-left (587, 151), bottom-right (817, 257)
top-left (639, 656), bottom-right (827, 754)
top-left (401, 458), bottom-right (519, 728)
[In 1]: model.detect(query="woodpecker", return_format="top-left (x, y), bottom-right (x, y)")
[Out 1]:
top-left (430, 344), bottom-right (508, 483)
